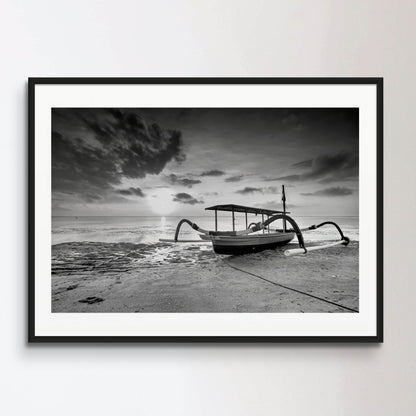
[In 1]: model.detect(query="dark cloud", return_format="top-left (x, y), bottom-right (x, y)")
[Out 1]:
top-left (178, 178), bottom-right (201, 187)
top-left (235, 186), bottom-right (278, 195)
top-left (225, 175), bottom-right (244, 182)
top-left (173, 192), bottom-right (204, 205)
top-left (236, 187), bottom-right (263, 194)
top-left (52, 109), bottom-right (185, 204)
top-left (199, 169), bottom-right (225, 177)
top-left (301, 187), bottom-right (354, 197)
top-left (292, 159), bottom-right (313, 169)
top-left (52, 131), bottom-right (121, 198)
top-left (116, 187), bottom-right (146, 197)
top-left (166, 173), bottom-right (201, 188)
top-left (271, 152), bottom-right (358, 183)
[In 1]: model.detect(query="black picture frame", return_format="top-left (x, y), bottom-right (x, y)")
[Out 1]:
top-left (28, 77), bottom-right (383, 343)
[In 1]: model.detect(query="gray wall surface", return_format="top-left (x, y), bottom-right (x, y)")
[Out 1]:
top-left (1, 1), bottom-right (415, 414)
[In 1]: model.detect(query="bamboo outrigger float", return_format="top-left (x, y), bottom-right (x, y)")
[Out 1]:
top-left (160, 185), bottom-right (350, 256)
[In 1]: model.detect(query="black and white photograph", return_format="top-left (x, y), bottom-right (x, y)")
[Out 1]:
top-left (29, 79), bottom-right (382, 341)
top-left (51, 107), bottom-right (359, 314)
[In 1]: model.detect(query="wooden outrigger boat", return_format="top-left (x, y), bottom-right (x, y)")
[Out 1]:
top-left (160, 186), bottom-right (350, 256)
top-left (199, 204), bottom-right (295, 255)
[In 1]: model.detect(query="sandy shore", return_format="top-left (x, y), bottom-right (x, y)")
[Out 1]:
top-left (52, 241), bottom-right (359, 313)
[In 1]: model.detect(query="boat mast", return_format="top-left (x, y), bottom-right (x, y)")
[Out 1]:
top-left (282, 185), bottom-right (287, 232)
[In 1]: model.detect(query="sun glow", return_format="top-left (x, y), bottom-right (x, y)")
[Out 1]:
top-left (146, 188), bottom-right (176, 216)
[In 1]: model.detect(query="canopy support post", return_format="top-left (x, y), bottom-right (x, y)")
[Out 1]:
top-left (262, 214), bottom-right (265, 234)
top-left (215, 210), bottom-right (218, 231)
top-left (282, 185), bottom-right (287, 232)
top-left (245, 212), bottom-right (248, 229)
top-left (232, 208), bottom-right (235, 231)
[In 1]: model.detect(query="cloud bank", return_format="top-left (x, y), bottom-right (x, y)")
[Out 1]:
top-left (52, 109), bottom-right (185, 203)
top-left (173, 192), bottom-right (204, 205)
top-left (116, 187), bottom-right (146, 197)
top-left (199, 170), bottom-right (225, 177)
top-left (301, 187), bottom-right (354, 197)
top-left (268, 152), bottom-right (358, 184)
top-left (225, 175), bottom-right (244, 182)
top-left (166, 173), bottom-right (201, 188)
top-left (235, 186), bottom-right (278, 195)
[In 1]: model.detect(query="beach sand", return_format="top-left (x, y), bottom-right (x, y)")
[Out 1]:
top-left (52, 241), bottom-right (359, 313)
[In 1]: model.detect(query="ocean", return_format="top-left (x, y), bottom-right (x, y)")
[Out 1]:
top-left (52, 215), bottom-right (359, 246)
top-left (51, 215), bottom-right (358, 275)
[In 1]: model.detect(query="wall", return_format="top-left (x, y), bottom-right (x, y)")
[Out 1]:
top-left (1, 1), bottom-right (415, 414)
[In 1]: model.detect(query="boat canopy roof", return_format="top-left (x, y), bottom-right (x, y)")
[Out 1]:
top-left (205, 204), bottom-right (289, 216)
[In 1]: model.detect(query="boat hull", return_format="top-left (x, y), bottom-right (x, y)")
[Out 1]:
top-left (200, 232), bottom-right (295, 255)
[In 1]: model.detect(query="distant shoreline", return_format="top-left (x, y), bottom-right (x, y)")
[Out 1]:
top-left (52, 215), bottom-right (359, 218)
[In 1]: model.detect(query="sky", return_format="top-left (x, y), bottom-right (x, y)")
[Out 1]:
top-left (52, 107), bottom-right (359, 217)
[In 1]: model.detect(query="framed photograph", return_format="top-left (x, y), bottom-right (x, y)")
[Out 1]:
top-left (29, 78), bottom-right (383, 342)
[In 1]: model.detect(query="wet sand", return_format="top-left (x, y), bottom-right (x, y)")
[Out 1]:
top-left (51, 241), bottom-right (359, 313)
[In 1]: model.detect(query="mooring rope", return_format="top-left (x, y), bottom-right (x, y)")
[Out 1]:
top-left (225, 261), bottom-right (359, 313)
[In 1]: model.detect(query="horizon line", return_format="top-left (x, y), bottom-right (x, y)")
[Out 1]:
top-left (52, 214), bottom-right (359, 218)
